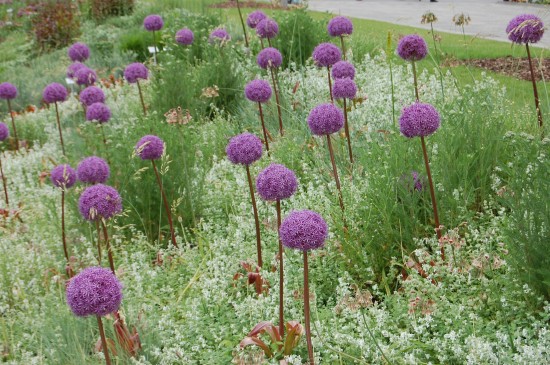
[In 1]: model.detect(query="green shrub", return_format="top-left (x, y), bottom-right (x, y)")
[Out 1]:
top-left (31, 0), bottom-right (80, 52)
top-left (88, 0), bottom-right (135, 21)
top-left (119, 31), bottom-right (156, 62)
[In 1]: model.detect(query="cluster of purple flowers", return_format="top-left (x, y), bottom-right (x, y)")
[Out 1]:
top-left (245, 79), bottom-right (272, 103)
top-left (506, 14), bottom-right (545, 44)
top-left (332, 78), bottom-right (357, 100)
top-left (124, 63), bottom-right (149, 84)
top-left (399, 102), bottom-right (441, 138)
top-left (331, 61), bottom-right (356, 80)
top-left (209, 28), bottom-right (231, 44)
top-left (143, 14), bottom-right (163, 32)
top-left (68, 42), bottom-right (90, 63)
top-left (256, 164), bottom-right (297, 201)
top-left (327, 16), bottom-right (353, 37)
top-left (176, 28), bottom-right (194, 46)
top-left (257, 47), bottom-right (282, 69)
top-left (86, 102), bottom-right (111, 123)
top-left (307, 103), bottom-right (344, 136)
top-left (50, 164), bottom-right (77, 189)
top-left (0, 123), bottom-right (8, 141)
top-left (80, 86), bottom-right (105, 106)
top-left (43, 83), bottom-right (68, 104)
top-left (135, 135), bottom-right (164, 160)
top-left (78, 183), bottom-right (122, 221)
top-left (226, 133), bottom-right (263, 166)
top-left (256, 18), bottom-right (279, 39)
top-left (247, 10), bottom-right (267, 29)
top-left (0, 82), bottom-right (17, 100)
top-left (77, 156), bottom-right (110, 184)
top-left (397, 35), bottom-right (428, 62)
top-left (280, 210), bottom-right (328, 251)
top-left (312, 43), bottom-right (342, 68)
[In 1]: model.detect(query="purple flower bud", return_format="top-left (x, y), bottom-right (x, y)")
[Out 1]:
top-left (0, 82), bottom-right (17, 100)
top-left (327, 16), bottom-right (353, 37)
top-left (332, 78), bottom-right (357, 100)
top-left (312, 43), bottom-right (342, 67)
top-left (77, 156), bottom-right (110, 184)
top-left (245, 79), bottom-right (272, 103)
top-left (135, 135), bottom-right (164, 160)
top-left (144, 14), bottom-right (163, 31)
top-left (256, 163), bottom-right (297, 201)
top-left (124, 63), bottom-right (148, 84)
top-left (66, 267), bottom-right (122, 317)
top-left (209, 28), bottom-right (231, 44)
top-left (226, 133), bottom-right (263, 166)
top-left (307, 103), bottom-right (344, 136)
top-left (400, 171), bottom-right (425, 192)
top-left (50, 164), bottom-right (76, 189)
top-left (247, 10), bottom-right (267, 29)
top-left (280, 210), bottom-right (328, 251)
top-left (67, 42), bottom-right (90, 62)
top-left (43, 83), bottom-right (68, 104)
top-left (67, 62), bottom-right (85, 79)
top-left (86, 103), bottom-right (111, 124)
top-left (78, 184), bottom-right (122, 221)
top-left (75, 67), bottom-right (97, 86)
top-left (176, 28), bottom-right (194, 45)
top-left (331, 61), bottom-right (355, 80)
top-left (257, 47), bottom-right (282, 69)
top-left (0, 123), bottom-right (8, 141)
top-left (256, 18), bottom-right (279, 39)
top-left (397, 34), bottom-right (428, 62)
top-left (399, 102), bottom-right (440, 138)
top-left (80, 86), bottom-right (105, 106)
top-left (506, 14), bottom-right (545, 44)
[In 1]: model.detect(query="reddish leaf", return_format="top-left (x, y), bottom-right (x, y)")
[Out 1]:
top-left (240, 336), bottom-right (273, 358)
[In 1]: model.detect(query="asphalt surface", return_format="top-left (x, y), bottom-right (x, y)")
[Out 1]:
top-left (308, 0), bottom-right (550, 48)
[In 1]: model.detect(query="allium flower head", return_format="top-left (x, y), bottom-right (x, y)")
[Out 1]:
top-left (257, 47), bottom-right (282, 69)
top-left (135, 135), bottom-right (164, 160)
top-left (400, 171), bottom-right (425, 192)
top-left (0, 82), bottom-right (17, 100)
top-left (66, 267), bottom-right (122, 317)
top-left (331, 61), bottom-right (355, 80)
top-left (80, 86), bottom-right (105, 106)
top-left (332, 78), bottom-right (357, 100)
top-left (144, 14), bottom-right (163, 31)
top-left (124, 63), bottom-right (148, 84)
top-left (399, 102), bottom-right (440, 138)
top-left (0, 123), bottom-right (8, 141)
top-left (43, 83), bottom-right (68, 104)
top-left (78, 184), bottom-right (122, 221)
top-left (307, 103), bottom-right (344, 136)
top-left (256, 18), bottom-right (279, 39)
top-left (176, 28), bottom-right (194, 45)
top-left (327, 16), bottom-right (353, 37)
top-left (86, 103), bottom-right (111, 123)
top-left (75, 67), bottom-right (97, 86)
top-left (226, 133), bottom-right (263, 166)
top-left (67, 62), bottom-right (85, 79)
top-left (209, 28), bottom-right (231, 44)
top-left (245, 79), bottom-right (272, 103)
top-left (256, 163), bottom-right (297, 201)
top-left (312, 43), bottom-right (342, 67)
top-left (77, 156), bottom-right (110, 184)
top-left (280, 210), bottom-right (328, 251)
top-left (506, 14), bottom-right (545, 44)
top-left (397, 34), bottom-right (428, 61)
top-left (50, 164), bottom-right (77, 189)
top-left (247, 10), bottom-right (267, 29)
top-left (67, 42), bottom-right (90, 62)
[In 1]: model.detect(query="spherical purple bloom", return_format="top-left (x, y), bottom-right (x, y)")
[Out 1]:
top-left (247, 10), bottom-right (267, 29)
top-left (135, 135), bottom-right (164, 160)
top-left (43, 83), bottom-right (68, 104)
top-left (327, 16), bottom-right (353, 37)
top-left (312, 43), bottom-right (342, 67)
top-left (176, 28), bottom-right (194, 45)
top-left (77, 156), bottom-right (110, 184)
top-left (257, 47), bottom-right (282, 69)
top-left (0, 123), bottom-right (8, 142)
top-left (256, 163), bottom-right (297, 201)
top-left (86, 102), bottom-right (111, 124)
top-left (124, 63), bottom-right (148, 84)
top-left (0, 82), bottom-right (17, 100)
top-left (80, 86), bottom-right (105, 106)
top-left (397, 34), bottom-right (428, 62)
top-left (67, 62), bottom-right (85, 79)
top-left (280, 210), bottom-right (328, 251)
top-left (245, 79), bottom-right (272, 103)
top-left (66, 267), bottom-right (122, 317)
top-left (209, 28), bottom-right (231, 44)
top-left (331, 61), bottom-right (355, 80)
top-left (399, 102), bottom-right (441, 138)
top-left (50, 164), bottom-right (77, 189)
top-left (256, 18), bottom-right (279, 39)
top-left (226, 133), bottom-right (263, 166)
top-left (67, 42), bottom-right (90, 62)
top-left (307, 103), bottom-right (344, 136)
top-left (332, 78), bottom-right (357, 100)
top-left (144, 14), bottom-right (163, 31)
top-left (75, 67), bottom-right (97, 86)
top-left (78, 184), bottom-right (122, 221)
top-left (506, 14), bottom-right (545, 44)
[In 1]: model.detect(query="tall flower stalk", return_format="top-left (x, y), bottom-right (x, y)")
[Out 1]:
top-left (124, 63), bottom-right (149, 116)
top-left (144, 15), bottom-right (164, 64)
top-left (0, 123), bottom-right (9, 206)
top-left (327, 16), bottom-right (353, 61)
top-left (246, 10), bottom-right (267, 48)
top-left (245, 79), bottom-right (273, 152)
top-left (397, 34), bottom-right (428, 101)
top-left (235, 0), bottom-right (249, 47)
top-left (312, 43), bottom-right (342, 104)
top-left (421, 11), bottom-right (445, 99)
top-left (43, 83), bottom-right (69, 155)
top-left (332, 78), bottom-right (358, 164)
top-left (0, 83), bottom-right (19, 150)
top-left (257, 47), bottom-right (284, 136)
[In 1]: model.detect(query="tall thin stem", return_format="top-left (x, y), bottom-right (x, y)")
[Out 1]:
top-left (340, 36), bottom-right (346, 61)
top-left (526, 43), bottom-right (544, 132)
top-left (61, 190), bottom-right (69, 263)
top-left (303, 251), bottom-right (315, 365)
top-left (267, 37), bottom-right (272, 48)
top-left (235, 0), bottom-right (249, 48)
top-left (326, 135), bottom-right (344, 212)
top-left (342, 98), bottom-right (353, 164)
top-left (260, 38), bottom-right (265, 50)
top-left (276, 200), bottom-right (284, 337)
top-left (54, 102), bottom-right (65, 156)
top-left (258, 102), bottom-right (270, 153)
top-left (270, 68), bottom-right (284, 136)
top-left (95, 220), bottom-right (102, 264)
top-left (327, 67), bottom-right (334, 104)
top-left (0, 155), bottom-right (8, 206)
top-left (430, 23), bottom-right (445, 100)
top-left (412, 61), bottom-right (420, 101)
top-left (136, 80), bottom-right (147, 116)
top-left (101, 220), bottom-right (116, 275)
top-left (97, 316), bottom-right (112, 365)
top-left (151, 160), bottom-right (178, 248)
top-left (152, 31), bottom-right (158, 65)
top-left (245, 164), bottom-right (262, 268)
top-left (6, 99), bottom-right (18, 150)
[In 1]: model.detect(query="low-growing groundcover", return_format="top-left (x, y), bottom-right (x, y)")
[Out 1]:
top-left (0, 3), bottom-right (549, 365)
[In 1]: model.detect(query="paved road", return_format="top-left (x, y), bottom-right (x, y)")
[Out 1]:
top-left (308, 0), bottom-right (550, 48)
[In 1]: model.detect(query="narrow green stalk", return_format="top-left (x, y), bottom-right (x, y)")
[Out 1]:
top-left (97, 316), bottom-right (112, 365)
top-left (152, 160), bottom-right (178, 248)
top-left (276, 200), bottom-right (284, 337)
top-left (245, 164), bottom-right (262, 267)
top-left (412, 61), bottom-right (420, 101)
top-left (235, 0), bottom-right (249, 48)
top-left (54, 102), bottom-right (65, 156)
top-left (525, 43), bottom-right (544, 133)
top-left (303, 251), bottom-right (314, 365)
top-left (136, 80), bottom-right (147, 116)
top-left (6, 99), bottom-right (18, 150)
top-left (360, 310), bottom-right (392, 365)
top-left (0, 154), bottom-right (8, 206)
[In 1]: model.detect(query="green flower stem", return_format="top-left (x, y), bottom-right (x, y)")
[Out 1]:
top-left (276, 200), bottom-right (284, 337)
top-left (101, 220), bottom-right (116, 275)
top-left (235, 0), bottom-right (249, 48)
top-left (258, 102), bottom-right (270, 153)
top-left (327, 66), bottom-right (334, 104)
top-left (269, 67), bottom-right (284, 136)
top-left (6, 99), bottom-right (19, 150)
top-left (246, 164), bottom-right (262, 268)
top-left (54, 102), bottom-right (65, 156)
top-left (326, 134), bottom-right (345, 212)
top-left (136, 80), bottom-right (147, 116)
top-left (342, 98), bottom-right (354, 164)
top-left (412, 60), bottom-right (420, 101)
top-left (152, 159), bottom-right (178, 248)
top-left (0, 154), bottom-right (8, 206)
top-left (97, 315), bottom-right (112, 365)
top-left (525, 43), bottom-right (544, 133)
top-left (303, 251), bottom-right (315, 365)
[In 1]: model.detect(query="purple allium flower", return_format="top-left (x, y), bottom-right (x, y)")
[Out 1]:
top-left (0, 123), bottom-right (8, 141)
top-left (77, 156), bottom-right (110, 184)
top-left (307, 103), bottom-right (344, 136)
top-left (80, 86), bottom-right (105, 106)
top-left (256, 163), bottom-right (297, 201)
top-left (78, 184), bottom-right (122, 221)
top-left (144, 14), bottom-right (163, 31)
top-left (50, 164), bottom-right (77, 189)
top-left (401, 171), bottom-right (425, 192)
top-left (135, 135), bottom-right (164, 160)
top-left (209, 28), bottom-right (231, 45)
top-left (256, 18), bottom-right (279, 39)
top-left (327, 16), bottom-right (353, 37)
top-left (280, 210), bottom-right (328, 251)
top-left (331, 61), bottom-right (355, 80)
top-left (312, 43), bottom-right (342, 67)
top-left (86, 102), bottom-right (111, 123)
top-left (257, 47), bottom-right (282, 69)
top-left (0, 82), bottom-right (17, 100)
top-left (66, 266), bottom-right (122, 317)
top-left (506, 14), bottom-right (545, 44)
top-left (67, 42), bottom-right (90, 62)
top-left (42, 83), bottom-right (68, 104)
top-left (399, 102), bottom-right (441, 138)
top-left (226, 133), bottom-right (263, 166)
top-left (67, 62), bottom-right (85, 79)
top-left (332, 78), bottom-right (357, 100)
top-left (245, 79), bottom-right (272, 103)
top-left (247, 10), bottom-right (267, 29)
top-left (175, 28), bottom-right (194, 45)
top-left (124, 63), bottom-right (148, 84)
top-left (75, 67), bottom-right (97, 86)
top-left (397, 34), bottom-right (428, 61)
